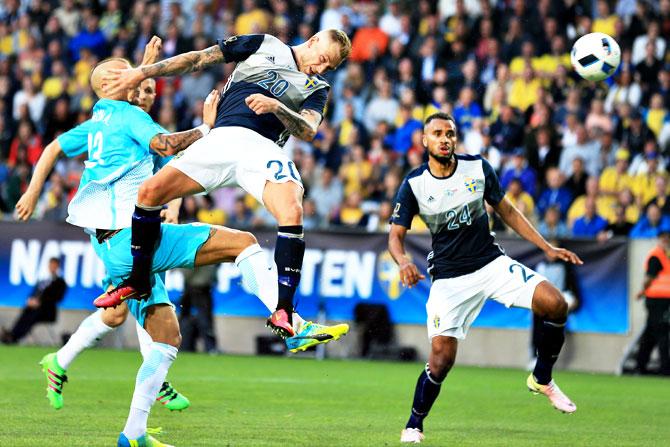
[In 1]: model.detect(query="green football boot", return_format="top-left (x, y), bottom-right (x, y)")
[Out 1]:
top-left (39, 352), bottom-right (67, 410)
top-left (156, 381), bottom-right (190, 411)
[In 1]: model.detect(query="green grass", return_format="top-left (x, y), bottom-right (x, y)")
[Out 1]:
top-left (1, 346), bottom-right (669, 446)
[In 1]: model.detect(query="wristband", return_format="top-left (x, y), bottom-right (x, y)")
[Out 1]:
top-left (196, 123), bottom-right (211, 137)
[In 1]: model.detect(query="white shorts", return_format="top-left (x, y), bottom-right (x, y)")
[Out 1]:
top-left (167, 126), bottom-right (303, 205)
top-left (426, 255), bottom-right (546, 340)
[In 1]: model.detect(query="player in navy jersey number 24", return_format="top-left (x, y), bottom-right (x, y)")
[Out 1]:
top-left (96, 30), bottom-right (351, 339)
top-left (389, 113), bottom-right (583, 444)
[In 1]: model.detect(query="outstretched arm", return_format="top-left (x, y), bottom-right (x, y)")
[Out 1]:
top-left (15, 140), bottom-right (63, 220)
top-left (493, 196), bottom-right (583, 265)
top-left (103, 45), bottom-right (225, 97)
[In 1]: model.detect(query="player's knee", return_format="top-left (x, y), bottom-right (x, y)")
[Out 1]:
top-left (541, 290), bottom-right (568, 320)
top-left (277, 201), bottom-right (303, 225)
top-left (550, 294), bottom-right (569, 320)
top-left (239, 230), bottom-right (258, 248)
top-left (101, 307), bottom-right (127, 327)
top-left (138, 180), bottom-right (164, 206)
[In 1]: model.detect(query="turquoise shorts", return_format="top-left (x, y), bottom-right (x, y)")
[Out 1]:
top-left (92, 223), bottom-right (211, 327)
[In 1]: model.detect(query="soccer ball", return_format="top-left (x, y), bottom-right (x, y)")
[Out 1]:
top-left (570, 32), bottom-right (621, 82)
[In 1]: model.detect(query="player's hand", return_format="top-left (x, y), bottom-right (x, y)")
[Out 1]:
top-left (160, 207), bottom-right (179, 224)
top-left (545, 245), bottom-right (583, 265)
top-left (202, 89), bottom-right (221, 128)
top-left (102, 67), bottom-right (144, 97)
top-left (15, 190), bottom-right (39, 221)
top-left (245, 93), bottom-right (280, 115)
top-left (141, 36), bottom-right (162, 66)
top-left (399, 261), bottom-right (425, 288)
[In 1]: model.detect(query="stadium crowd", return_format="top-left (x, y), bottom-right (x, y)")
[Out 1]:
top-left (0, 0), bottom-right (669, 239)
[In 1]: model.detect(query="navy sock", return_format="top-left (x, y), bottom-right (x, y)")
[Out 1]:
top-left (274, 225), bottom-right (304, 316)
top-left (406, 364), bottom-right (443, 431)
top-left (129, 205), bottom-right (162, 290)
top-left (533, 317), bottom-right (566, 385)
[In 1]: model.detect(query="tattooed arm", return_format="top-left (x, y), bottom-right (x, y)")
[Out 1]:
top-left (150, 89), bottom-right (221, 157)
top-left (102, 46), bottom-right (225, 97)
top-left (244, 93), bottom-right (321, 141)
top-left (140, 45), bottom-right (225, 78)
top-left (149, 129), bottom-right (203, 157)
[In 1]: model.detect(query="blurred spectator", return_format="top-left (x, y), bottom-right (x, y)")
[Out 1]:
top-left (332, 191), bottom-right (370, 228)
top-left (599, 148), bottom-right (633, 198)
top-left (349, 10), bottom-right (388, 64)
top-left (340, 145), bottom-right (372, 198)
top-left (235, 0), bottom-right (270, 35)
top-left (13, 78), bottom-right (46, 124)
top-left (179, 264), bottom-right (218, 354)
top-left (605, 69), bottom-right (641, 114)
top-left (500, 148), bottom-right (537, 198)
top-left (505, 178), bottom-right (534, 222)
top-left (69, 14), bottom-right (107, 61)
top-left (620, 110), bottom-right (655, 158)
top-left (452, 86), bottom-right (483, 135)
top-left (585, 98), bottom-right (613, 137)
top-left (227, 196), bottom-right (253, 229)
top-left (489, 105), bottom-right (523, 155)
top-left (538, 206), bottom-right (569, 239)
top-left (600, 204), bottom-right (634, 239)
top-left (364, 79), bottom-right (398, 132)
top-left (392, 104), bottom-right (422, 155)
top-left (8, 120), bottom-right (43, 168)
top-left (310, 168), bottom-right (343, 223)
top-left (565, 157), bottom-right (588, 199)
top-left (631, 21), bottom-right (666, 65)
top-left (568, 176), bottom-right (615, 226)
top-left (632, 151), bottom-right (668, 206)
top-left (631, 203), bottom-right (670, 239)
top-left (644, 93), bottom-right (668, 138)
top-left (509, 65), bottom-right (542, 112)
top-left (536, 168), bottom-right (573, 219)
top-left (196, 194), bottom-right (225, 225)
top-left (559, 125), bottom-right (601, 177)
top-left (1, 257), bottom-right (66, 344)
top-left (53, 0), bottom-right (80, 37)
top-left (302, 198), bottom-right (321, 230)
top-left (572, 197), bottom-right (608, 238)
top-left (646, 176), bottom-right (670, 215)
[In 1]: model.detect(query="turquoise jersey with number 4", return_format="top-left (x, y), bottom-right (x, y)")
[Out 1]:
top-left (57, 99), bottom-right (168, 230)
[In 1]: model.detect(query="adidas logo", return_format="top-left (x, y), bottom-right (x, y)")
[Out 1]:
top-left (428, 195), bottom-right (435, 202)
top-left (266, 56), bottom-right (275, 63)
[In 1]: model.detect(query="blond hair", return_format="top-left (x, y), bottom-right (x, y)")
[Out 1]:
top-left (327, 29), bottom-right (352, 66)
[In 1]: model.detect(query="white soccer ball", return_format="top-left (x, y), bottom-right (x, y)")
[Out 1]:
top-left (570, 32), bottom-right (621, 82)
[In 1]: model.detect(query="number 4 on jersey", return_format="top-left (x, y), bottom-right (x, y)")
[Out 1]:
top-left (446, 204), bottom-right (471, 230)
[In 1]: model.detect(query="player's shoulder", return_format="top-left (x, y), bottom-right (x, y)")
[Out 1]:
top-left (456, 153), bottom-right (483, 162)
top-left (404, 162), bottom-right (429, 183)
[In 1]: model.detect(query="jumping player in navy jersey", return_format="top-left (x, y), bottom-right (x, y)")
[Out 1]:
top-left (389, 113), bottom-right (583, 444)
top-left (96, 30), bottom-right (351, 340)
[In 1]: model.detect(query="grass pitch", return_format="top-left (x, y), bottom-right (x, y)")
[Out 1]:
top-left (1, 346), bottom-right (668, 446)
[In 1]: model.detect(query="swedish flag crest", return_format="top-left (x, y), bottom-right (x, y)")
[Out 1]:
top-left (433, 315), bottom-right (440, 329)
top-left (305, 77), bottom-right (317, 89)
top-left (464, 177), bottom-right (477, 193)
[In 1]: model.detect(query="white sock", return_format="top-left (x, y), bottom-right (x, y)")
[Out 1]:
top-left (123, 342), bottom-right (177, 440)
top-left (236, 244), bottom-right (306, 332)
top-left (135, 322), bottom-right (153, 360)
top-left (56, 310), bottom-right (114, 369)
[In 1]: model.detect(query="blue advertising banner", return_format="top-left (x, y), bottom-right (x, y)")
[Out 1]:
top-left (0, 222), bottom-right (628, 333)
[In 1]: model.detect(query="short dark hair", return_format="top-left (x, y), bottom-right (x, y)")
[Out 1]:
top-left (49, 257), bottom-right (60, 265)
top-left (424, 112), bottom-right (456, 129)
